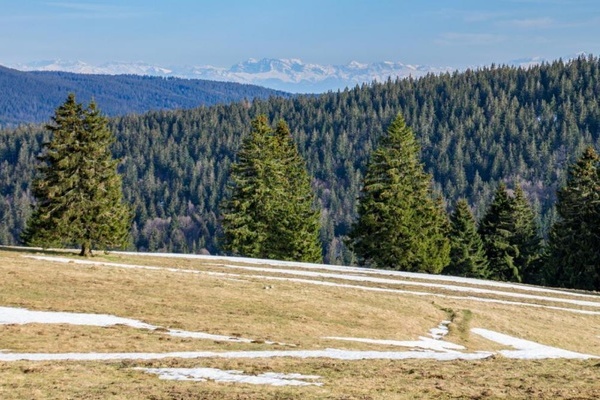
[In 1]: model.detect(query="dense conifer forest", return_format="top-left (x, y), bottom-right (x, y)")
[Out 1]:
top-left (1, 56), bottom-right (600, 268)
top-left (0, 65), bottom-right (288, 127)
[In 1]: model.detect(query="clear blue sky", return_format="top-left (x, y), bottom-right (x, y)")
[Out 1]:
top-left (1, 0), bottom-right (599, 68)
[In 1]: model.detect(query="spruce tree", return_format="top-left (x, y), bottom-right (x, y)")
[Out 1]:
top-left (511, 185), bottom-right (543, 284)
top-left (478, 183), bottom-right (520, 281)
top-left (444, 199), bottom-right (489, 278)
top-left (221, 115), bottom-right (272, 257)
top-left (22, 94), bottom-right (130, 256)
top-left (547, 146), bottom-right (600, 290)
top-left (264, 120), bottom-right (322, 262)
top-left (347, 114), bottom-right (450, 273)
top-left (221, 116), bottom-right (322, 262)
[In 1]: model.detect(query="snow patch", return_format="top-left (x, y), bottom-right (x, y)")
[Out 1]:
top-left (0, 306), bottom-right (261, 344)
top-left (136, 367), bottom-right (322, 386)
top-left (0, 306), bottom-right (155, 330)
top-left (0, 348), bottom-right (494, 362)
top-left (324, 320), bottom-right (464, 353)
top-left (471, 328), bottom-right (597, 359)
top-left (429, 320), bottom-right (451, 339)
top-left (323, 336), bottom-right (465, 354)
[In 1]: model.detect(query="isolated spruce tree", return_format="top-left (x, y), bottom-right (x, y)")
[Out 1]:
top-left (444, 199), bottom-right (489, 278)
top-left (478, 183), bottom-right (520, 281)
top-left (221, 116), bottom-right (322, 262)
top-left (347, 114), bottom-right (450, 273)
top-left (547, 146), bottom-right (600, 290)
top-left (22, 94), bottom-right (130, 256)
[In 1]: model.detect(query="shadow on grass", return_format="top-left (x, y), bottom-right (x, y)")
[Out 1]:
top-left (0, 245), bottom-right (80, 257)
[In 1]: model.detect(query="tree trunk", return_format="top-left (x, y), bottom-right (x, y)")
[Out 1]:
top-left (80, 242), bottom-right (92, 257)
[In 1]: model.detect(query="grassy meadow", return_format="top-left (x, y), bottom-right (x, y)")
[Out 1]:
top-left (1, 247), bottom-right (599, 399)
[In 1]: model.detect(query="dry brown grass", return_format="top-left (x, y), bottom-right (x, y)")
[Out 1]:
top-left (1, 248), bottom-right (600, 399)
top-left (1, 358), bottom-right (599, 399)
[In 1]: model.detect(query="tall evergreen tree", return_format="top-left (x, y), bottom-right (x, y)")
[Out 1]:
top-left (478, 183), bottom-right (521, 281)
top-left (444, 199), bottom-right (489, 278)
top-left (220, 116), bottom-right (322, 262)
top-left (547, 146), bottom-right (600, 290)
top-left (22, 94), bottom-right (130, 256)
top-left (511, 185), bottom-right (543, 284)
top-left (220, 115), bottom-right (273, 258)
top-left (264, 120), bottom-right (322, 262)
top-left (347, 114), bottom-right (450, 273)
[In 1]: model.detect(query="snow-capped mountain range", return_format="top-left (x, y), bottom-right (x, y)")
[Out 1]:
top-left (7, 56), bottom-right (553, 93)
top-left (7, 58), bottom-right (457, 93)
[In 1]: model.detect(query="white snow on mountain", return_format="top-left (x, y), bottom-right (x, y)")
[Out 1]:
top-left (8, 58), bottom-right (454, 93)
top-left (10, 59), bottom-right (173, 77)
top-left (7, 54), bottom-right (590, 93)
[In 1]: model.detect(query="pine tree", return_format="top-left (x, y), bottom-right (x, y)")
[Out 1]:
top-left (547, 146), bottom-right (600, 290)
top-left (347, 114), bottom-right (450, 273)
top-left (221, 116), bottom-right (322, 262)
top-left (22, 94), bottom-right (130, 256)
top-left (444, 199), bottom-right (489, 278)
top-left (478, 183), bottom-right (520, 281)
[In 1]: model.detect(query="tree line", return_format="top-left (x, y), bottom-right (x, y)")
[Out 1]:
top-left (22, 97), bottom-right (599, 291)
top-left (2, 56), bottom-right (600, 288)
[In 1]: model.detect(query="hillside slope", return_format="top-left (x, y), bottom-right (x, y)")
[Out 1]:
top-left (0, 247), bottom-right (598, 399)
top-left (0, 65), bottom-right (289, 127)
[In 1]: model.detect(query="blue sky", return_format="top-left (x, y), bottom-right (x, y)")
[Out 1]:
top-left (1, 0), bottom-right (599, 68)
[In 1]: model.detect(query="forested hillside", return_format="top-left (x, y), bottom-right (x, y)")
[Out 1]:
top-left (0, 66), bottom-right (288, 127)
top-left (1, 56), bottom-right (600, 264)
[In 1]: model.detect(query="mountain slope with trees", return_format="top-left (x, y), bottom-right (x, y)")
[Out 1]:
top-left (0, 65), bottom-right (289, 127)
top-left (1, 56), bottom-right (600, 271)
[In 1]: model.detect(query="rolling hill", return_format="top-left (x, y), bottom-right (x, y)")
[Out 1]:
top-left (0, 65), bottom-right (289, 127)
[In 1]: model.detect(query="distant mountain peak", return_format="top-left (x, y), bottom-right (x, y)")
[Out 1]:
top-left (4, 57), bottom-right (459, 93)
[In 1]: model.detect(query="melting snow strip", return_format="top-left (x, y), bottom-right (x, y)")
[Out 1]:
top-left (136, 367), bottom-right (322, 386)
top-left (0, 306), bottom-right (260, 344)
top-left (213, 263), bottom-right (600, 308)
top-left (0, 348), bottom-right (494, 362)
top-left (114, 251), bottom-right (600, 300)
top-left (23, 256), bottom-right (600, 316)
top-left (322, 337), bottom-right (466, 353)
top-left (471, 328), bottom-right (598, 359)
top-left (0, 306), bottom-right (155, 330)
top-left (26, 255), bottom-right (600, 308)
top-left (324, 320), bottom-right (465, 353)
